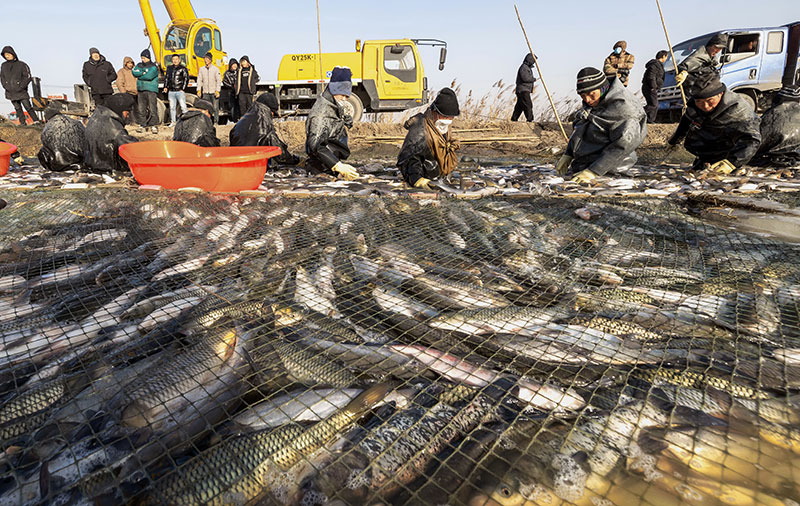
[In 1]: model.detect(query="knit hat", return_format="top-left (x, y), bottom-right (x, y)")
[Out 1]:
top-left (204, 52), bottom-right (213, 60)
top-left (707, 33), bottom-right (728, 49)
top-left (431, 88), bottom-right (460, 117)
top-left (44, 105), bottom-right (61, 122)
top-left (105, 93), bottom-right (136, 117)
top-left (256, 93), bottom-right (279, 112)
top-left (576, 67), bottom-right (608, 93)
top-left (775, 84), bottom-right (800, 105)
top-left (141, 49), bottom-right (151, 60)
top-left (89, 47), bottom-right (100, 56)
top-left (694, 77), bottom-right (726, 99)
top-left (194, 99), bottom-right (215, 115)
top-left (328, 66), bottom-right (353, 97)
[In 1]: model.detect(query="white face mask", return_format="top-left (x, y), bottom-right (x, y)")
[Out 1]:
top-left (435, 119), bottom-right (452, 135)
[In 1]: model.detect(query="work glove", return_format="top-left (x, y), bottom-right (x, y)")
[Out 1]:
top-left (555, 155), bottom-right (573, 176)
top-left (413, 177), bottom-right (433, 190)
top-left (708, 159), bottom-right (736, 175)
top-left (571, 169), bottom-right (597, 184)
top-left (13, 156), bottom-right (24, 165)
top-left (675, 71), bottom-right (688, 86)
top-left (197, 90), bottom-right (202, 97)
top-left (215, 92), bottom-right (220, 98)
top-left (332, 161), bottom-right (359, 180)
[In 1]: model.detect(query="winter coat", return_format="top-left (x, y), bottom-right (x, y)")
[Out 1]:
top-left (751, 101), bottom-right (800, 167)
top-left (672, 89), bottom-right (761, 168)
top-left (82, 54), bottom-right (117, 95)
top-left (197, 64), bottom-right (221, 95)
top-left (84, 105), bottom-right (139, 173)
top-left (515, 54), bottom-right (537, 94)
top-left (677, 45), bottom-right (720, 96)
top-left (116, 57), bottom-right (137, 95)
top-left (222, 59), bottom-right (238, 90)
top-left (0, 46), bottom-right (32, 101)
top-left (397, 113), bottom-right (441, 186)
top-left (229, 102), bottom-right (299, 168)
top-left (234, 66), bottom-right (259, 95)
top-left (173, 110), bottom-right (220, 148)
top-left (642, 58), bottom-right (665, 91)
top-left (37, 114), bottom-right (87, 172)
top-left (305, 89), bottom-right (350, 171)
top-left (165, 64), bottom-right (189, 92)
top-left (566, 78), bottom-right (647, 176)
top-left (132, 61), bottom-right (159, 93)
top-left (603, 42), bottom-right (635, 86)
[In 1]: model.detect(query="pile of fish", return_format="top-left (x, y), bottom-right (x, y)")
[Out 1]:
top-left (0, 189), bottom-right (799, 505)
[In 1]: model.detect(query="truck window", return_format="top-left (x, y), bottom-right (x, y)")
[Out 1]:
top-left (383, 45), bottom-right (416, 83)
top-left (194, 27), bottom-right (213, 58)
top-left (730, 34), bottom-right (759, 54)
top-left (767, 31), bottom-right (784, 54)
top-left (214, 29), bottom-right (222, 51)
top-left (666, 36), bottom-right (711, 71)
top-left (165, 26), bottom-right (187, 51)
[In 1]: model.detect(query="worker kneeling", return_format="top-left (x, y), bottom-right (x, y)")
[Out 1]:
top-left (556, 67), bottom-right (647, 183)
top-left (37, 106), bottom-right (87, 172)
top-left (230, 93), bottom-right (300, 168)
top-left (668, 77), bottom-right (761, 175)
top-left (305, 67), bottom-right (358, 180)
top-left (398, 88), bottom-right (460, 190)
top-left (85, 93), bottom-right (139, 174)
top-left (751, 85), bottom-right (800, 168)
top-left (173, 99), bottom-right (220, 147)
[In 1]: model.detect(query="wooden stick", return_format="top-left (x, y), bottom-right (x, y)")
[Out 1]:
top-left (514, 4), bottom-right (569, 142)
top-left (655, 0), bottom-right (688, 111)
top-left (316, 0), bottom-right (323, 78)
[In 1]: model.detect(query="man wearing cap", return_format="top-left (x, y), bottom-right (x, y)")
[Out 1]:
top-left (676, 33), bottom-right (728, 96)
top-left (305, 66), bottom-right (359, 180)
top-left (85, 93), bottom-right (138, 173)
top-left (751, 85), bottom-right (800, 168)
top-left (398, 88), bottom-right (460, 190)
top-left (555, 67), bottom-right (647, 183)
top-left (37, 106), bottom-right (87, 172)
top-left (132, 49), bottom-right (160, 134)
top-left (230, 93), bottom-right (300, 168)
top-left (234, 56), bottom-right (259, 116)
top-left (603, 41), bottom-right (635, 87)
top-left (82, 47), bottom-right (117, 108)
top-left (197, 52), bottom-right (221, 124)
top-left (173, 99), bottom-right (220, 147)
top-left (668, 77), bottom-right (761, 175)
top-left (511, 53), bottom-right (537, 122)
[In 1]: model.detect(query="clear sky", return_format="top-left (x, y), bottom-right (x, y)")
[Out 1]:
top-left (1, 0), bottom-right (797, 116)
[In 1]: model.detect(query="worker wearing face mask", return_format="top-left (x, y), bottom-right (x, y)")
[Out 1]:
top-left (305, 66), bottom-right (359, 180)
top-left (603, 41), bottom-right (635, 87)
top-left (397, 88), bottom-right (461, 190)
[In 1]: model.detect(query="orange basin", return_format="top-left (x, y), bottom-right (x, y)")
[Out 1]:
top-left (0, 142), bottom-right (18, 176)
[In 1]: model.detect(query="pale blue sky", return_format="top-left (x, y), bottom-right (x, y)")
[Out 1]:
top-left (1, 0), bottom-right (797, 116)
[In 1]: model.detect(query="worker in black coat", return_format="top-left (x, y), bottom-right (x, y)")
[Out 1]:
top-left (676, 33), bottom-right (728, 97)
top-left (173, 99), bottom-right (220, 148)
top-left (234, 56), bottom-right (259, 116)
top-left (229, 93), bottom-right (299, 168)
top-left (641, 50), bottom-right (668, 123)
top-left (37, 107), bottom-right (87, 172)
top-left (668, 77), bottom-right (761, 174)
top-left (82, 47), bottom-right (117, 107)
top-left (751, 85), bottom-right (800, 168)
top-left (84, 93), bottom-right (138, 173)
top-left (1, 46), bottom-right (38, 125)
top-left (511, 53), bottom-right (537, 122)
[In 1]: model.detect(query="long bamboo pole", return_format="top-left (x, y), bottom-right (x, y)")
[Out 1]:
top-left (316, 0), bottom-right (323, 79)
top-left (655, 0), bottom-right (688, 111)
top-left (514, 4), bottom-right (568, 142)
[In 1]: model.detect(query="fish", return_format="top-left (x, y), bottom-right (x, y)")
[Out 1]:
top-left (273, 337), bottom-right (359, 388)
top-left (428, 306), bottom-right (567, 336)
top-left (634, 367), bottom-right (773, 400)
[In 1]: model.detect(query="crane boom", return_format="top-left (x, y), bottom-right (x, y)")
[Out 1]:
top-left (162, 0), bottom-right (197, 21)
top-left (139, 0), bottom-right (162, 58)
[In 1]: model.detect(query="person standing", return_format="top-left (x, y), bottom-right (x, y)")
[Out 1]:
top-left (1, 46), bottom-right (38, 125)
top-left (676, 33), bottom-right (728, 97)
top-left (82, 47), bottom-right (117, 108)
top-left (603, 41), bottom-right (635, 87)
top-left (164, 54), bottom-right (188, 127)
top-left (511, 53), bottom-right (537, 122)
top-left (132, 49), bottom-right (160, 134)
top-left (641, 50), bottom-right (668, 123)
top-left (115, 56), bottom-right (137, 125)
top-left (221, 58), bottom-right (240, 122)
top-left (197, 52), bottom-right (221, 124)
top-left (234, 56), bottom-right (259, 116)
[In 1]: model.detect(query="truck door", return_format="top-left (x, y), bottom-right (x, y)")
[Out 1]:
top-left (758, 29), bottom-right (789, 86)
top-left (721, 32), bottom-right (762, 88)
top-left (377, 43), bottom-right (422, 100)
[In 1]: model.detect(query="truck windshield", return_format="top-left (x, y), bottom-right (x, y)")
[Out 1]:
top-left (665, 36), bottom-right (712, 72)
top-left (165, 26), bottom-right (188, 52)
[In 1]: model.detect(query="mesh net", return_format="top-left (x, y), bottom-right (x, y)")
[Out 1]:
top-left (1, 188), bottom-right (799, 506)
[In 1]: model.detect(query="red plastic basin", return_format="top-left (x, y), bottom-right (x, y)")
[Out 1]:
top-left (119, 141), bottom-right (281, 192)
top-left (0, 142), bottom-right (18, 177)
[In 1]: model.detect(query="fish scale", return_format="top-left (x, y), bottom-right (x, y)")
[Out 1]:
top-left (635, 368), bottom-right (772, 400)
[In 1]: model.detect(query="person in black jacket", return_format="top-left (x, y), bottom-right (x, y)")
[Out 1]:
top-left (85, 93), bottom-right (138, 174)
top-left (642, 50), bottom-right (668, 123)
top-left (37, 106), bottom-right (87, 172)
top-left (1, 46), bottom-right (38, 125)
top-left (675, 33), bottom-right (728, 97)
top-left (668, 77), bottom-right (761, 175)
top-left (230, 93), bottom-right (299, 168)
top-left (751, 85), bottom-right (800, 168)
top-left (221, 58), bottom-right (240, 122)
top-left (234, 56), bottom-right (259, 116)
top-left (82, 47), bottom-right (117, 108)
top-left (164, 54), bottom-right (189, 127)
top-left (305, 67), bottom-right (357, 180)
top-left (511, 53), bottom-right (537, 122)
top-left (173, 99), bottom-right (220, 147)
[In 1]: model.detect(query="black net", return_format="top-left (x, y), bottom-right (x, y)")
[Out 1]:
top-left (1, 189), bottom-right (799, 506)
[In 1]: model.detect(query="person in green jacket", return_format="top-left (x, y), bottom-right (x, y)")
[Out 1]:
top-left (131, 49), bottom-right (160, 133)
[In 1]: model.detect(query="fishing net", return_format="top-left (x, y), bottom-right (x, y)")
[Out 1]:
top-left (1, 188), bottom-right (799, 506)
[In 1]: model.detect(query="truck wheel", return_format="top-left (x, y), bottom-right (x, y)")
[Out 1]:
top-left (736, 91), bottom-right (757, 112)
top-left (347, 94), bottom-right (363, 123)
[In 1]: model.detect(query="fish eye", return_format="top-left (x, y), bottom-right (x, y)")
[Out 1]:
top-left (499, 485), bottom-right (512, 497)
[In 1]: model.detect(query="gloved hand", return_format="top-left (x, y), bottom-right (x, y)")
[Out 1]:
top-left (708, 159), bottom-right (735, 175)
top-left (675, 71), bottom-right (688, 86)
top-left (555, 155), bottom-right (572, 175)
top-left (215, 92), bottom-right (220, 98)
top-left (413, 177), bottom-right (433, 190)
top-left (332, 161), bottom-right (359, 180)
top-left (13, 156), bottom-right (24, 165)
top-left (571, 169), bottom-right (597, 184)
top-left (197, 90), bottom-right (202, 97)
